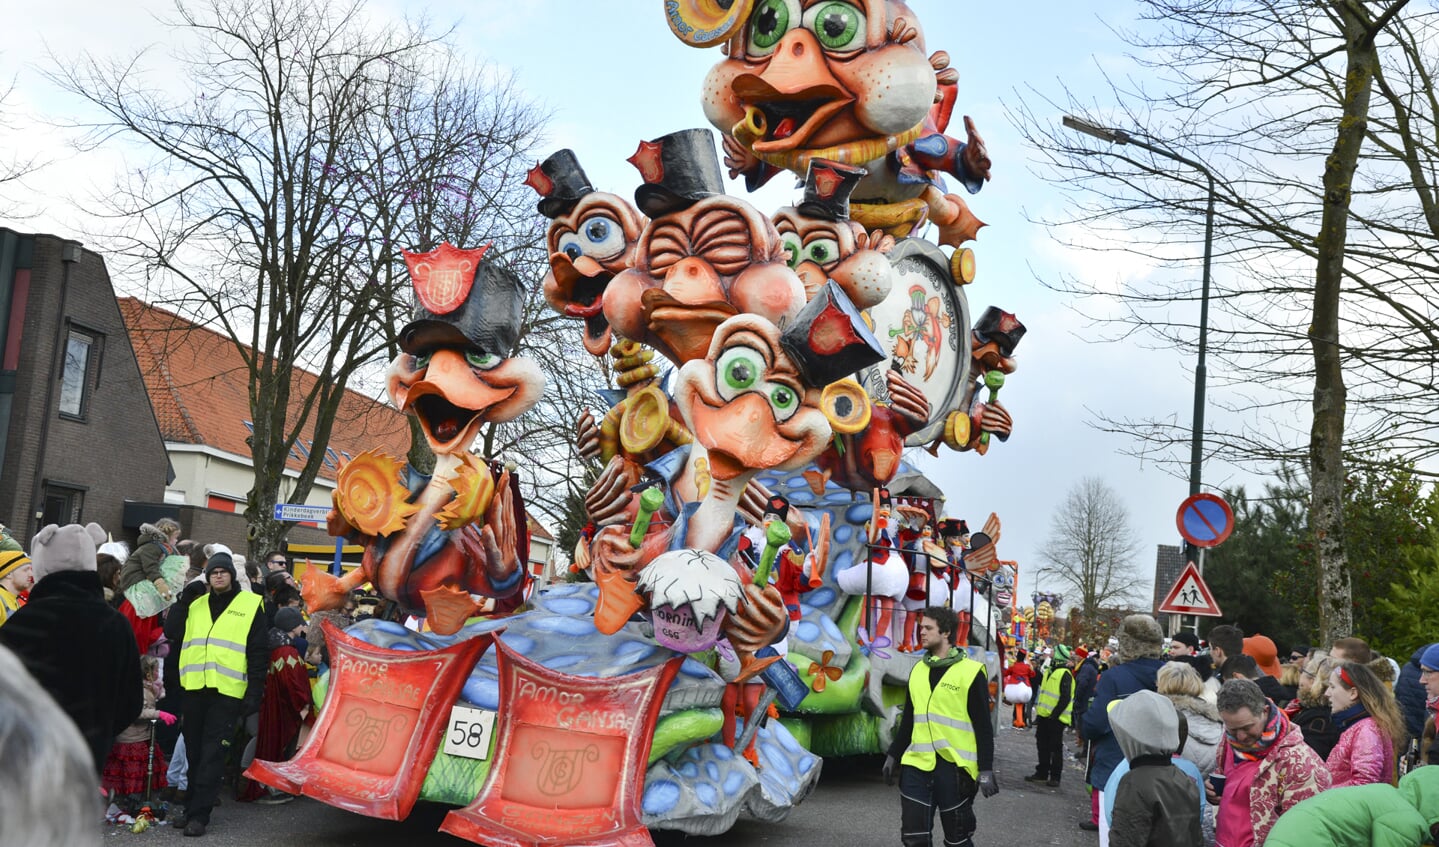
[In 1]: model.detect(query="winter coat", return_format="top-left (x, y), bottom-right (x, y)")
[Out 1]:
top-left (1074, 656), bottom-right (1100, 722)
top-left (1264, 765), bottom-right (1439, 847)
top-left (1166, 693), bottom-right (1223, 776)
top-left (1326, 715), bottom-right (1397, 788)
top-left (1108, 689), bottom-right (1202, 847)
top-left (1396, 645), bottom-right (1433, 741)
top-left (1293, 702), bottom-right (1342, 761)
top-left (0, 570), bottom-right (143, 773)
top-left (116, 681), bottom-right (162, 744)
top-left (117, 524), bottom-right (174, 595)
top-left (1212, 717), bottom-right (1331, 845)
top-left (1082, 656), bottom-right (1165, 790)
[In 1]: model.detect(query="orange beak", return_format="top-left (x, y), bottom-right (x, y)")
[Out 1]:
top-left (690, 392), bottom-right (800, 480)
top-left (402, 349), bottom-right (516, 452)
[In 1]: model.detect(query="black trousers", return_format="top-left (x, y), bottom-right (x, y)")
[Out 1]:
top-left (1033, 715), bottom-right (1066, 781)
top-left (181, 689), bottom-right (243, 824)
top-left (899, 760), bottom-right (977, 847)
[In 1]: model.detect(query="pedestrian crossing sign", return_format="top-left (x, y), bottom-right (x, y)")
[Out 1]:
top-left (1157, 562), bottom-right (1222, 617)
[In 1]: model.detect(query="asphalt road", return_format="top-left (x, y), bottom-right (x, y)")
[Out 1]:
top-left (114, 725), bottom-right (1096, 846)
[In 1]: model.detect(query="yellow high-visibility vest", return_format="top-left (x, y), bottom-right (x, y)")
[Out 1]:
top-left (1036, 666), bottom-right (1074, 725)
top-left (179, 591), bottom-right (262, 698)
top-left (901, 656), bottom-right (984, 778)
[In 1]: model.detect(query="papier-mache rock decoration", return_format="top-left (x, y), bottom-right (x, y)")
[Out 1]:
top-left (253, 4), bottom-right (1039, 844)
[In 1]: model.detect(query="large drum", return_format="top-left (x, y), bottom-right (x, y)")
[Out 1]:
top-left (858, 238), bottom-right (971, 447)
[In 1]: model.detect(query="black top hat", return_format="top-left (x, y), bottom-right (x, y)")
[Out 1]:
top-left (972, 307), bottom-right (1027, 358)
top-left (938, 518), bottom-right (962, 539)
top-left (957, 519), bottom-right (970, 536)
top-left (797, 159), bottom-right (866, 221)
top-left (779, 281), bottom-right (886, 389)
top-left (629, 128), bottom-right (725, 218)
top-left (399, 243), bottom-right (525, 357)
top-left (764, 494), bottom-right (790, 522)
top-left (526, 149), bottom-right (596, 219)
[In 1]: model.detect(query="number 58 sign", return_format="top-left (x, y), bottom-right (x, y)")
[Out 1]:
top-left (444, 705), bottom-right (496, 760)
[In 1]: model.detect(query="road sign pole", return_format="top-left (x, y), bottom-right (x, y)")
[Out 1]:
top-left (1193, 548), bottom-right (1205, 636)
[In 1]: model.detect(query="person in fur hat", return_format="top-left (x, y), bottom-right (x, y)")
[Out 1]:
top-left (1078, 614), bottom-right (1167, 834)
top-left (0, 522), bottom-right (142, 774)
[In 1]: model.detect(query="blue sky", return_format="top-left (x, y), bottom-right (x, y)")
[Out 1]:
top-left (2, 0), bottom-right (1255, 610)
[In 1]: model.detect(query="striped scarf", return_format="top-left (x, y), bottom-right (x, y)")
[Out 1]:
top-left (1229, 701), bottom-right (1287, 763)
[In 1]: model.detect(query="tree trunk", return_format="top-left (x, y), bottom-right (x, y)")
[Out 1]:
top-left (1312, 0), bottom-right (1378, 644)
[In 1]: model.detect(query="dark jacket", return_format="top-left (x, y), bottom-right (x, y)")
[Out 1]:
top-left (1081, 656), bottom-right (1165, 790)
top-left (1074, 656), bottom-right (1101, 721)
top-left (1294, 702), bottom-right (1342, 761)
top-left (1396, 645), bottom-right (1433, 741)
top-left (1109, 755), bottom-right (1203, 847)
top-left (0, 570), bottom-right (143, 773)
top-left (1257, 674), bottom-right (1296, 706)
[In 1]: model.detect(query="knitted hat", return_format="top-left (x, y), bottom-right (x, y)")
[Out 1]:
top-left (1054, 644), bottom-right (1073, 663)
top-left (1421, 644), bottom-right (1439, 672)
top-left (0, 549), bottom-right (30, 582)
top-left (1115, 614), bottom-right (1164, 663)
top-left (274, 606), bottom-right (304, 633)
top-left (1171, 631), bottom-right (1200, 651)
top-left (1243, 634), bottom-right (1283, 678)
top-left (29, 523), bottom-right (105, 582)
top-left (204, 552), bottom-right (237, 580)
top-left (1074, 646), bottom-right (1089, 660)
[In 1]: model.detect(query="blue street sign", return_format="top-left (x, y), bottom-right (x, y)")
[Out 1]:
top-left (273, 503), bottom-right (331, 523)
top-left (1175, 493), bottom-right (1234, 548)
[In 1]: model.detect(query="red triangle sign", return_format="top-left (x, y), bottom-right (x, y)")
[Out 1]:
top-left (1157, 562), bottom-right (1222, 617)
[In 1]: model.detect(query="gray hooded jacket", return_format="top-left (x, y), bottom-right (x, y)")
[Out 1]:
top-left (1108, 690), bottom-right (1202, 847)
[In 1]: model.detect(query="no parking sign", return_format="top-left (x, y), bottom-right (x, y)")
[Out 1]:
top-left (1176, 493), bottom-right (1234, 548)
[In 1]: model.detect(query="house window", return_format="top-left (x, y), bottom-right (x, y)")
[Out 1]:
top-left (58, 327), bottom-right (103, 419)
top-left (41, 484), bottom-right (85, 526)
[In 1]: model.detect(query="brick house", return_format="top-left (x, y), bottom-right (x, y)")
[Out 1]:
top-left (0, 229), bottom-right (172, 546)
top-left (118, 297), bottom-right (413, 559)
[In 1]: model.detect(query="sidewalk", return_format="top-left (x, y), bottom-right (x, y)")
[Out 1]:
top-left (988, 722), bottom-right (1096, 846)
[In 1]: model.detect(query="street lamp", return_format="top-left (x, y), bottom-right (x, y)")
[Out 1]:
top-left (1063, 116), bottom-right (1216, 559)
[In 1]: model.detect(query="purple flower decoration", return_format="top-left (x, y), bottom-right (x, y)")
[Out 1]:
top-left (857, 626), bottom-right (892, 660)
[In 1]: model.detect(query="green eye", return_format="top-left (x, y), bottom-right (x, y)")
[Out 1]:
top-left (716, 346), bottom-right (766, 400)
top-left (749, 0), bottom-right (795, 55)
top-left (769, 384), bottom-right (798, 420)
top-left (465, 350), bottom-right (501, 370)
top-left (805, 1), bottom-right (864, 52)
top-left (414, 353), bottom-right (431, 370)
top-left (805, 237), bottom-right (840, 267)
top-left (781, 233), bottom-right (803, 269)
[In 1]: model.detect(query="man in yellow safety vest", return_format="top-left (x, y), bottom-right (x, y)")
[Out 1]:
top-left (882, 605), bottom-right (998, 847)
top-left (1025, 644), bottom-right (1075, 788)
top-left (172, 551), bottom-right (267, 838)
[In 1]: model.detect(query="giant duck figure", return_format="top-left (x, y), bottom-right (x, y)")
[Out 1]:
top-left (302, 244), bottom-right (545, 635)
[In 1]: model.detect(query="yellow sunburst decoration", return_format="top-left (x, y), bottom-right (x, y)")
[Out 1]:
top-left (619, 384), bottom-right (670, 454)
top-left (334, 449), bottom-right (418, 537)
top-left (436, 454), bottom-right (497, 531)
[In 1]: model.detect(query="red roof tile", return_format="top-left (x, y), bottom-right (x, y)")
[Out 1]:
top-left (119, 298), bottom-right (411, 481)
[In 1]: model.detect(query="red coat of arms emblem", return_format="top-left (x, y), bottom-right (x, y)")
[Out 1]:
top-left (404, 242), bottom-right (490, 315)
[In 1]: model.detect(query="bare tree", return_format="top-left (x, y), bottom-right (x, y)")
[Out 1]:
top-left (0, 78), bottom-right (48, 218)
top-left (47, 0), bottom-right (552, 558)
top-left (1038, 477), bottom-right (1146, 623)
top-left (1013, 0), bottom-right (1416, 642)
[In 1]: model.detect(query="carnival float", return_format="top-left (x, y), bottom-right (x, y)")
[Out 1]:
top-left (252, 3), bottom-right (1031, 844)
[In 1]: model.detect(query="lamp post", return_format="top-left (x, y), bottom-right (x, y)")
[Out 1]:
top-left (1062, 116), bottom-right (1216, 566)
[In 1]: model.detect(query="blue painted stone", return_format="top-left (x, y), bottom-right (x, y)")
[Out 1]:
top-left (759, 740), bottom-right (793, 777)
top-left (794, 621), bottom-right (821, 642)
top-left (705, 761), bottom-right (720, 782)
top-left (527, 615), bottom-right (596, 636)
top-left (775, 726), bottom-right (804, 754)
top-left (723, 771), bottom-right (747, 795)
top-left (498, 633), bottom-right (536, 654)
top-left (680, 658), bottom-right (714, 678)
top-left (616, 640), bottom-right (660, 661)
top-left (467, 680), bottom-right (499, 710)
top-left (833, 523), bottom-right (853, 543)
top-left (845, 503), bottom-right (873, 525)
top-left (642, 780), bottom-right (681, 815)
top-left (368, 620), bottom-right (411, 635)
top-left (711, 744), bottom-right (734, 760)
top-left (543, 597), bottom-right (593, 616)
top-left (389, 642), bottom-right (420, 651)
top-left (677, 760), bottom-right (700, 779)
top-left (695, 782), bottom-right (718, 807)
top-left (798, 755), bottom-right (817, 773)
top-left (544, 653), bottom-right (586, 670)
top-left (818, 614), bottom-right (844, 641)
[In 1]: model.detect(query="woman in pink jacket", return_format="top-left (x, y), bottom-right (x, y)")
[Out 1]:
top-left (1324, 661), bottom-right (1406, 787)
